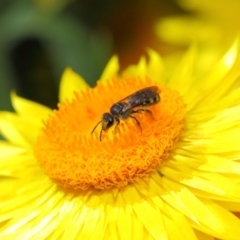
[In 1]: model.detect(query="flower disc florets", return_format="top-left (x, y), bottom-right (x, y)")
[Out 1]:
top-left (34, 76), bottom-right (185, 190)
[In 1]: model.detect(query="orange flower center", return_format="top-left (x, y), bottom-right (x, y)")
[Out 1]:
top-left (34, 76), bottom-right (185, 190)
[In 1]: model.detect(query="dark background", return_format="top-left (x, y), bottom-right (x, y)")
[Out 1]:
top-left (0, 0), bottom-right (185, 110)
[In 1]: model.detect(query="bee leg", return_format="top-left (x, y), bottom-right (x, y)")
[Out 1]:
top-left (99, 129), bottom-right (103, 141)
top-left (114, 117), bottom-right (120, 134)
top-left (131, 109), bottom-right (155, 120)
top-left (130, 115), bottom-right (142, 132)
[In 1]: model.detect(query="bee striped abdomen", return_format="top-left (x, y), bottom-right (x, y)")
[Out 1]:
top-left (142, 95), bottom-right (160, 106)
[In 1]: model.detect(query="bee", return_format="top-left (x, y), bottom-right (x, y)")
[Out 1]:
top-left (91, 86), bottom-right (161, 141)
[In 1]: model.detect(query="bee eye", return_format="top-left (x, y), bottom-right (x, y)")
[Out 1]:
top-left (102, 113), bottom-right (114, 130)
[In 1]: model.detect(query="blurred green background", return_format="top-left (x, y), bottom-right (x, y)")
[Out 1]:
top-left (0, 0), bottom-right (182, 110)
top-left (1, 0), bottom-right (239, 111)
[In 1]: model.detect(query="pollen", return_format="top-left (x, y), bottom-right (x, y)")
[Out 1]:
top-left (34, 76), bottom-right (185, 190)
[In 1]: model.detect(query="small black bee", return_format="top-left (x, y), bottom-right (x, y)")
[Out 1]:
top-left (91, 86), bottom-right (161, 141)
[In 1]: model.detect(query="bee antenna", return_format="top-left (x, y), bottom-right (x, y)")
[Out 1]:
top-left (100, 129), bottom-right (103, 141)
top-left (91, 121), bottom-right (102, 135)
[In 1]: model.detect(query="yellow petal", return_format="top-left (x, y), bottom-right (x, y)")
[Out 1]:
top-left (99, 55), bottom-right (119, 84)
top-left (0, 112), bottom-right (30, 147)
top-left (192, 199), bottom-right (240, 240)
top-left (155, 16), bottom-right (221, 45)
top-left (104, 192), bottom-right (119, 239)
top-left (147, 49), bottom-right (165, 83)
top-left (163, 203), bottom-right (198, 240)
top-left (194, 229), bottom-right (215, 240)
top-left (159, 177), bottom-right (219, 225)
top-left (167, 43), bottom-right (197, 98)
top-left (216, 200), bottom-right (240, 212)
top-left (123, 56), bottom-right (148, 77)
top-left (85, 193), bottom-right (108, 240)
top-left (212, 87), bottom-right (240, 111)
top-left (0, 141), bottom-right (27, 158)
top-left (162, 160), bottom-right (240, 201)
top-left (11, 91), bottom-right (51, 122)
top-left (200, 104), bottom-right (240, 131)
top-left (46, 195), bottom-right (83, 239)
top-left (0, 177), bottom-right (27, 201)
top-left (116, 193), bottom-right (133, 240)
top-left (0, 112), bottom-right (41, 145)
top-left (77, 195), bottom-right (103, 239)
top-left (57, 195), bottom-right (88, 239)
top-left (170, 152), bottom-right (240, 174)
top-left (188, 38), bottom-right (240, 110)
top-left (188, 130), bottom-right (240, 154)
top-left (0, 184), bottom-right (63, 238)
top-left (122, 184), bottom-right (168, 240)
top-left (183, 172), bottom-right (240, 200)
top-left (0, 142), bottom-right (30, 177)
top-left (0, 179), bottom-right (52, 222)
top-left (31, 194), bottom-right (77, 239)
top-left (59, 67), bottom-right (89, 102)
top-left (56, 192), bottom-right (103, 239)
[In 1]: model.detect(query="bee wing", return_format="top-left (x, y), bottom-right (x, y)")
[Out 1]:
top-left (119, 86), bottom-right (160, 112)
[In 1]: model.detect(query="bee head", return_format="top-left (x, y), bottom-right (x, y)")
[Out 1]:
top-left (91, 113), bottom-right (115, 141)
top-left (102, 113), bottom-right (114, 130)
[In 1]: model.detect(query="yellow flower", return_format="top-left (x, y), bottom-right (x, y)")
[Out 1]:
top-left (155, 0), bottom-right (240, 77)
top-left (1, 40), bottom-right (240, 239)
top-left (156, 0), bottom-right (240, 48)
